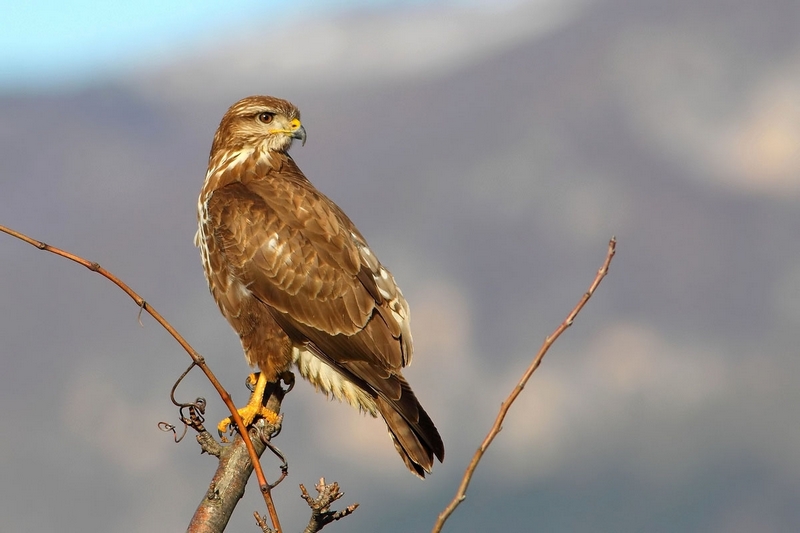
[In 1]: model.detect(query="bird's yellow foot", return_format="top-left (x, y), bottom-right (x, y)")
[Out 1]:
top-left (218, 372), bottom-right (280, 438)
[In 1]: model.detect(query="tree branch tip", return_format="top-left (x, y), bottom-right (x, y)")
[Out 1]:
top-left (432, 237), bottom-right (617, 533)
top-left (254, 512), bottom-right (276, 533)
top-left (299, 478), bottom-right (358, 531)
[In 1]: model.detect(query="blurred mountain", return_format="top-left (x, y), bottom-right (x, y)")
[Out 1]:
top-left (1, 0), bottom-right (799, 532)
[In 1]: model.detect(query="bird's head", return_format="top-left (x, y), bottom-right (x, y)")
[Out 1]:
top-left (210, 95), bottom-right (306, 156)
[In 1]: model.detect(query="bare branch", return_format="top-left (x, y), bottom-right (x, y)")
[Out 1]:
top-left (300, 478), bottom-right (359, 533)
top-left (254, 511), bottom-right (274, 533)
top-left (0, 224), bottom-right (283, 532)
top-left (188, 381), bottom-right (286, 533)
top-left (432, 237), bottom-right (617, 533)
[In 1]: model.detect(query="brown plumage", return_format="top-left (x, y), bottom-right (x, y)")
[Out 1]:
top-left (196, 95), bottom-right (444, 477)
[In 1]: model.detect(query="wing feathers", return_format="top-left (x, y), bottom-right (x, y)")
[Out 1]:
top-left (203, 150), bottom-right (442, 475)
top-left (289, 326), bottom-right (444, 477)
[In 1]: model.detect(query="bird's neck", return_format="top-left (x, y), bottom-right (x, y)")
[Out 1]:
top-left (202, 146), bottom-right (291, 194)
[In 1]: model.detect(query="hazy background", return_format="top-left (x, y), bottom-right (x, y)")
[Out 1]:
top-left (2, 0), bottom-right (799, 531)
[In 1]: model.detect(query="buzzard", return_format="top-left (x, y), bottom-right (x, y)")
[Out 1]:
top-left (196, 96), bottom-right (444, 477)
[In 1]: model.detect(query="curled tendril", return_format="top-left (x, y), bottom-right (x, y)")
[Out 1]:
top-left (262, 438), bottom-right (288, 490)
top-left (158, 420), bottom-right (188, 443)
top-left (158, 361), bottom-right (209, 441)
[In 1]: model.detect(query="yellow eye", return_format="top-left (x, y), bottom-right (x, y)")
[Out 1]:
top-left (257, 112), bottom-right (274, 124)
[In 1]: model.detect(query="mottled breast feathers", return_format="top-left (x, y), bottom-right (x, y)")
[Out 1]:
top-left (204, 155), bottom-right (412, 371)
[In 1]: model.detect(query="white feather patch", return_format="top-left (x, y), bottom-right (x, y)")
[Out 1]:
top-left (293, 347), bottom-right (378, 416)
top-left (207, 148), bottom-right (253, 178)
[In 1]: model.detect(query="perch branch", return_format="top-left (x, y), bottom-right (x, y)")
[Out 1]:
top-left (432, 237), bottom-right (616, 533)
top-left (188, 381), bottom-right (287, 533)
top-left (0, 224), bottom-right (283, 533)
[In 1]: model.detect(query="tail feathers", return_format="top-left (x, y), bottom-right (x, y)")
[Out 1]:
top-left (375, 384), bottom-right (444, 478)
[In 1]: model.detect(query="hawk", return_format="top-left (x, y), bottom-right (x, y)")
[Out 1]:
top-left (196, 95), bottom-right (444, 477)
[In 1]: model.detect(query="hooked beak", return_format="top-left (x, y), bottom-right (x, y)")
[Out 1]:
top-left (269, 118), bottom-right (306, 146)
top-left (292, 124), bottom-right (307, 146)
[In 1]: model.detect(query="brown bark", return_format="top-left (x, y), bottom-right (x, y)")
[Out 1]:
top-left (188, 382), bottom-right (286, 533)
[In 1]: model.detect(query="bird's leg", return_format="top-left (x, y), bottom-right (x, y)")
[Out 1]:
top-left (279, 370), bottom-right (296, 392)
top-left (218, 372), bottom-right (281, 436)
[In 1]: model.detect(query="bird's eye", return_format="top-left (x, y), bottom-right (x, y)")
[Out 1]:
top-left (257, 112), bottom-right (274, 124)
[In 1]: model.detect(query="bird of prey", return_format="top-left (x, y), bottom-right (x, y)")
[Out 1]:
top-left (195, 95), bottom-right (444, 477)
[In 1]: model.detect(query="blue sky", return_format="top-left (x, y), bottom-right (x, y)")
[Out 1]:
top-left (0, 0), bottom-right (432, 91)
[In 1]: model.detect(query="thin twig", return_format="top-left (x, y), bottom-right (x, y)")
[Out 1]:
top-left (254, 511), bottom-right (273, 533)
top-left (0, 224), bottom-right (283, 533)
top-left (432, 237), bottom-right (617, 533)
top-left (300, 478), bottom-right (359, 533)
